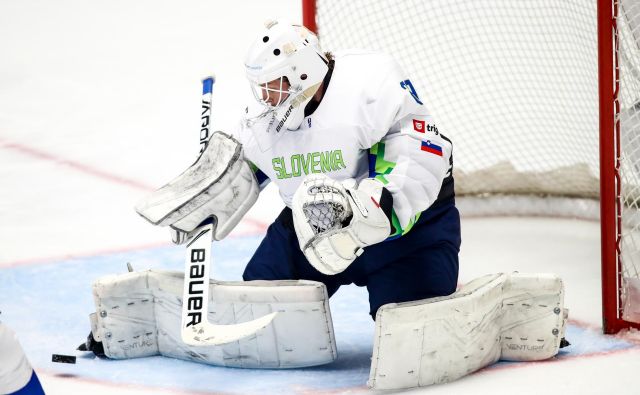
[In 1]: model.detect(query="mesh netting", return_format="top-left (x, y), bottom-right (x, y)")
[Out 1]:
top-left (312, 0), bottom-right (640, 322)
top-left (303, 184), bottom-right (352, 234)
top-left (316, 0), bottom-right (602, 199)
top-left (618, 1), bottom-right (640, 318)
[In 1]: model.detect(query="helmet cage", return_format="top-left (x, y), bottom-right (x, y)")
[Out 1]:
top-left (249, 76), bottom-right (296, 108)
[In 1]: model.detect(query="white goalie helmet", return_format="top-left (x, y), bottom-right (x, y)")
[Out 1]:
top-left (244, 20), bottom-right (329, 132)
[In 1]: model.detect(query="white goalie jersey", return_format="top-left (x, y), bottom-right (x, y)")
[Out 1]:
top-left (234, 50), bottom-right (454, 235)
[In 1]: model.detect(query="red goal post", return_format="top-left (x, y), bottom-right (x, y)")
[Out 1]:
top-left (303, 0), bottom-right (640, 334)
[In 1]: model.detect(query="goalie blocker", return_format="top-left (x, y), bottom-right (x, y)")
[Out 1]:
top-left (134, 131), bottom-right (259, 242)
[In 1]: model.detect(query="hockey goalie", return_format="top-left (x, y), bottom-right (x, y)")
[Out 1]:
top-left (81, 19), bottom-right (569, 390)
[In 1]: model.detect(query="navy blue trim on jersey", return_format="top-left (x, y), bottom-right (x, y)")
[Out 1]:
top-left (433, 147), bottom-right (455, 204)
top-left (368, 151), bottom-right (377, 178)
top-left (254, 168), bottom-right (269, 186)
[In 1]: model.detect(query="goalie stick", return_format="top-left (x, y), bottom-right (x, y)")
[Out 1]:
top-left (180, 76), bottom-right (276, 346)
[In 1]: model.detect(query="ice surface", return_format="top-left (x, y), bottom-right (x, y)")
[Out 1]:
top-left (1, 1), bottom-right (640, 394)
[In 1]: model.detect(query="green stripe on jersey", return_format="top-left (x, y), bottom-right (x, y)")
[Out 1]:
top-left (369, 142), bottom-right (421, 238)
top-left (369, 142), bottom-right (395, 185)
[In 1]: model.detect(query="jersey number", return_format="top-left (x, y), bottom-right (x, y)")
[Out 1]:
top-left (400, 79), bottom-right (423, 105)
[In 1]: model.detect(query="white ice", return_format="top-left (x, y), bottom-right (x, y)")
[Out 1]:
top-left (1, 1), bottom-right (639, 394)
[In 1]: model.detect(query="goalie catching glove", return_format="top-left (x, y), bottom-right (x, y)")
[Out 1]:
top-left (292, 174), bottom-right (393, 275)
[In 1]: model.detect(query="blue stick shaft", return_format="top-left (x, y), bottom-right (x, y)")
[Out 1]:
top-left (199, 75), bottom-right (215, 154)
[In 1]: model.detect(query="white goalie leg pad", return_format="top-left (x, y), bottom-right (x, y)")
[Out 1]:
top-left (89, 270), bottom-right (337, 368)
top-left (134, 131), bottom-right (259, 240)
top-left (368, 272), bottom-right (567, 390)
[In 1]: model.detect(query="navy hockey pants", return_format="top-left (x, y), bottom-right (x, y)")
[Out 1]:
top-left (243, 200), bottom-right (461, 319)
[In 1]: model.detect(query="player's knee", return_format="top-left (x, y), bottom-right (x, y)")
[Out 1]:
top-left (369, 295), bottom-right (395, 320)
top-left (431, 242), bottom-right (460, 294)
top-left (242, 265), bottom-right (267, 281)
top-left (242, 260), bottom-right (291, 281)
top-left (369, 305), bottom-right (382, 320)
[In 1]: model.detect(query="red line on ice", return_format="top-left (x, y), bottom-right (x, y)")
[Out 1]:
top-left (1, 240), bottom-right (171, 268)
top-left (0, 222), bottom-right (269, 269)
top-left (0, 137), bottom-right (271, 268)
top-left (37, 368), bottom-right (224, 395)
top-left (0, 138), bottom-right (156, 191)
top-left (0, 225), bottom-right (269, 268)
top-left (481, 345), bottom-right (640, 375)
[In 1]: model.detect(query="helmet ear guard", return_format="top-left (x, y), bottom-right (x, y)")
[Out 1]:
top-left (244, 20), bottom-right (329, 131)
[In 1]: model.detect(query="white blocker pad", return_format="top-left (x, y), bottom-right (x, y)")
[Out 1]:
top-left (134, 131), bottom-right (259, 240)
top-left (368, 272), bottom-right (567, 390)
top-left (89, 270), bottom-right (337, 368)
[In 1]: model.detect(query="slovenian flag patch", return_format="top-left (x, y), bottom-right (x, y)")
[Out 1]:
top-left (421, 140), bottom-right (443, 156)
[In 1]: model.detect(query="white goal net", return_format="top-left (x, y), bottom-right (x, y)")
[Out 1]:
top-left (307, 0), bottom-right (640, 330)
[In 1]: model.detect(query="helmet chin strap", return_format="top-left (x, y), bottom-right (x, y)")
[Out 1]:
top-left (243, 80), bottom-right (322, 153)
top-left (276, 82), bottom-right (322, 131)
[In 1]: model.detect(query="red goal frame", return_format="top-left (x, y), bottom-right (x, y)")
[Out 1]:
top-left (598, 0), bottom-right (640, 334)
